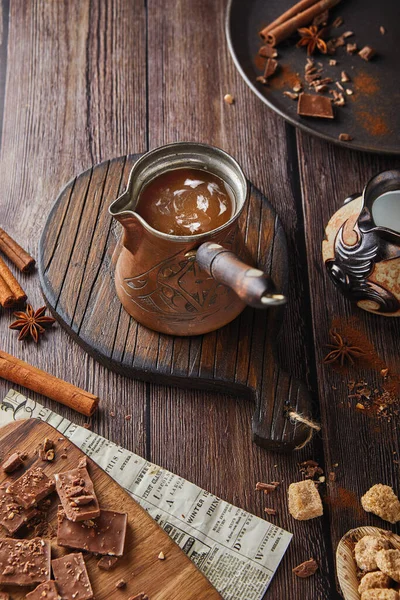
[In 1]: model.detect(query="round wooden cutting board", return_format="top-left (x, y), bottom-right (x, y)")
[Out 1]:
top-left (39, 154), bottom-right (312, 452)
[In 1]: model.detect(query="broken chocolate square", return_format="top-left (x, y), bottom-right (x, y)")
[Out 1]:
top-left (97, 555), bottom-right (119, 571)
top-left (1, 452), bottom-right (23, 473)
top-left (57, 507), bottom-right (127, 556)
top-left (0, 538), bottom-right (51, 586)
top-left (54, 457), bottom-right (100, 522)
top-left (52, 553), bottom-right (94, 600)
top-left (359, 45), bottom-right (376, 61)
top-left (6, 466), bottom-right (55, 509)
top-left (297, 93), bottom-right (334, 119)
top-left (26, 581), bottom-right (61, 600)
top-left (0, 487), bottom-right (38, 534)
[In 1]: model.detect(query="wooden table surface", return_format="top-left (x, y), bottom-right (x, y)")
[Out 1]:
top-left (0, 2), bottom-right (399, 599)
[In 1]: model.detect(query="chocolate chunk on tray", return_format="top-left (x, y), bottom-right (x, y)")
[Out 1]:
top-left (0, 487), bottom-right (38, 534)
top-left (1, 452), bottom-right (23, 473)
top-left (54, 457), bottom-right (100, 522)
top-left (57, 507), bottom-right (127, 556)
top-left (0, 537), bottom-right (51, 586)
top-left (297, 93), bottom-right (334, 119)
top-left (97, 555), bottom-right (119, 570)
top-left (6, 466), bottom-right (55, 509)
top-left (26, 581), bottom-right (61, 600)
top-left (52, 552), bottom-right (94, 600)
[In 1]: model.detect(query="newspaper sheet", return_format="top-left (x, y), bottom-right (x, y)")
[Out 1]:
top-left (0, 389), bottom-right (292, 600)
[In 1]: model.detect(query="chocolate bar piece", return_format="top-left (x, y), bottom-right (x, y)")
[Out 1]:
top-left (26, 581), bottom-right (61, 600)
top-left (54, 458), bottom-right (100, 522)
top-left (0, 487), bottom-right (38, 534)
top-left (52, 553), bottom-right (94, 600)
top-left (297, 93), bottom-right (334, 119)
top-left (0, 537), bottom-right (51, 586)
top-left (7, 466), bottom-right (55, 509)
top-left (58, 507), bottom-right (127, 556)
top-left (1, 452), bottom-right (23, 473)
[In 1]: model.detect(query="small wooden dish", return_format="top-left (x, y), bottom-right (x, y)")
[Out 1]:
top-left (336, 526), bottom-right (400, 600)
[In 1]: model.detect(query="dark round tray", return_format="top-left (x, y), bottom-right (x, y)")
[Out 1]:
top-left (226, 0), bottom-right (400, 155)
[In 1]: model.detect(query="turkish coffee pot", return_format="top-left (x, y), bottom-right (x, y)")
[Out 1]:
top-left (109, 142), bottom-right (286, 336)
top-left (323, 169), bottom-right (400, 316)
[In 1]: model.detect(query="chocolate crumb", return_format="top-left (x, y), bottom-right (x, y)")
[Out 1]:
top-left (1, 453), bottom-right (23, 474)
top-left (345, 88), bottom-right (353, 96)
top-left (329, 59), bottom-right (337, 66)
top-left (293, 558), bottom-right (318, 578)
top-left (258, 45), bottom-right (277, 59)
top-left (128, 594), bottom-right (149, 600)
top-left (332, 16), bottom-right (344, 28)
top-left (264, 507), bottom-right (277, 516)
top-left (341, 71), bottom-right (350, 83)
top-left (125, 415), bottom-right (132, 422)
top-left (381, 368), bottom-right (389, 377)
top-left (98, 556), bottom-right (119, 571)
top-left (83, 423), bottom-right (91, 429)
top-left (338, 133), bottom-right (353, 141)
top-left (109, 411), bottom-right (115, 417)
top-left (359, 46), bottom-right (376, 61)
top-left (116, 579), bottom-right (126, 589)
top-left (283, 91), bottom-right (298, 100)
top-left (346, 42), bottom-right (358, 54)
top-left (224, 94), bottom-right (234, 105)
top-left (380, 26), bottom-right (386, 35)
top-left (158, 551), bottom-right (165, 560)
top-left (342, 31), bottom-right (354, 38)
top-left (263, 58), bottom-right (278, 80)
top-left (61, 453), bottom-right (68, 459)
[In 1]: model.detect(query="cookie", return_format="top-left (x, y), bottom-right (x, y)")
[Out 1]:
top-left (355, 536), bottom-right (392, 572)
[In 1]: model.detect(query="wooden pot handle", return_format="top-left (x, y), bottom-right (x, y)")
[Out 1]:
top-left (196, 242), bottom-right (286, 309)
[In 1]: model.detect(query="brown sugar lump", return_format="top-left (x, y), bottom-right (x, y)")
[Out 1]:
top-left (376, 549), bottom-right (400, 583)
top-left (288, 479), bottom-right (323, 520)
top-left (361, 485), bottom-right (400, 524)
top-left (361, 591), bottom-right (399, 600)
top-left (355, 536), bottom-right (392, 572)
top-left (359, 572), bottom-right (392, 594)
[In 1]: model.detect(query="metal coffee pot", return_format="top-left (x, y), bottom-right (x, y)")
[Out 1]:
top-left (323, 169), bottom-right (400, 316)
top-left (109, 142), bottom-right (285, 336)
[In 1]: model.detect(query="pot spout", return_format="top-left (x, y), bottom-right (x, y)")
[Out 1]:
top-left (109, 191), bottom-right (143, 256)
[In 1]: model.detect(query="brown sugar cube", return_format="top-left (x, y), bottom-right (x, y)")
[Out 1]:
top-left (361, 591), bottom-right (399, 600)
top-left (26, 581), bottom-right (61, 600)
top-left (355, 535), bottom-right (392, 572)
top-left (6, 466), bottom-right (55, 509)
top-left (376, 549), bottom-right (400, 583)
top-left (359, 572), bottom-right (392, 594)
top-left (52, 552), bottom-right (93, 600)
top-left (361, 485), bottom-right (400, 524)
top-left (288, 479), bottom-right (323, 520)
top-left (1, 452), bottom-right (23, 473)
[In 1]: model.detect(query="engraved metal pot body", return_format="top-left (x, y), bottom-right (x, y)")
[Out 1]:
top-left (109, 142), bottom-right (285, 336)
top-left (323, 169), bottom-right (400, 316)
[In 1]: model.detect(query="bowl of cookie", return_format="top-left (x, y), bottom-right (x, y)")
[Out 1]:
top-left (337, 484), bottom-right (400, 600)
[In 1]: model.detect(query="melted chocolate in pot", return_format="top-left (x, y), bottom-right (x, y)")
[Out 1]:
top-left (136, 167), bottom-right (235, 236)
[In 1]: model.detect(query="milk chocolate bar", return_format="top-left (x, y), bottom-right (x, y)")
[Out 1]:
top-left (0, 537), bottom-right (51, 586)
top-left (26, 581), bottom-right (61, 600)
top-left (0, 487), bottom-right (38, 534)
top-left (6, 466), bottom-right (55, 508)
top-left (54, 458), bottom-right (100, 522)
top-left (1, 452), bottom-right (23, 473)
top-left (52, 552), bottom-right (94, 600)
top-left (297, 93), bottom-right (334, 119)
top-left (57, 507), bottom-right (127, 556)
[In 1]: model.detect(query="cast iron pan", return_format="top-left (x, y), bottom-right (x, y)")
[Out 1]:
top-left (226, 0), bottom-right (400, 155)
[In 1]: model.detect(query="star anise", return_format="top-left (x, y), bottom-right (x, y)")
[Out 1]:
top-left (9, 304), bottom-right (56, 343)
top-left (297, 26), bottom-right (328, 55)
top-left (323, 329), bottom-right (366, 366)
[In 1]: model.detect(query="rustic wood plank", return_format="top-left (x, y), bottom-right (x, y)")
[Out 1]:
top-left (0, 0), bottom-right (148, 455)
top-left (297, 130), bottom-right (400, 594)
top-left (147, 0), bottom-right (333, 597)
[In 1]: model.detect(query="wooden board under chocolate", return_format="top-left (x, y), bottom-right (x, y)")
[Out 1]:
top-left (0, 419), bottom-right (221, 599)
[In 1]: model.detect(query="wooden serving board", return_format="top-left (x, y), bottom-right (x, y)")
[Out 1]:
top-left (39, 154), bottom-right (312, 451)
top-left (0, 419), bottom-right (221, 599)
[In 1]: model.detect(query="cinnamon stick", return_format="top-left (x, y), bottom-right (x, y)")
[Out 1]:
top-left (0, 350), bottom-right (99, 417)
top-left (0, 277), bottom-right (15, 308)
top-left (265, 0), bottom-right (341, 46)
top-left (259, 0), bottom-right (319, 39)
top-left (0, 228), bottom-right (35, 272)
top-left (0, 257), bottom-right (27, 304)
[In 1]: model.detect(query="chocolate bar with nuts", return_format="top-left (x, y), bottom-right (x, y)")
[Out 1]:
top-left (0, 487), bottom-right (38, 534)
top-left (52, 552), bottom-right (94, 600)
top-left (26, 581), bottom-right (61, 600)
top-left (6, 466), bottom-right (55, 509)
top-left (57, 507), bottom-right (127, 556)
top-left (54, 458), bottom-right (100, 522)
top-left (0, 538), bottom-right (51, 586)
